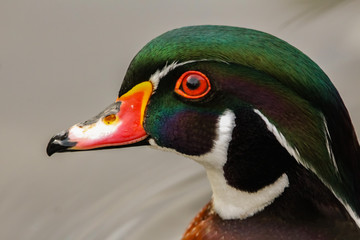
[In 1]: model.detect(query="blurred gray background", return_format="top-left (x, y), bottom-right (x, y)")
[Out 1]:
top-left (1, 0), bottom-right (359, 239)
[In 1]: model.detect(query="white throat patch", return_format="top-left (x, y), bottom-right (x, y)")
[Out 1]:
top-left (209, 170), bottom-right (289, 219)
top-left (149, 109), bottom-right (289, 220)
top-left (197, 109), bottom-right (289, 220)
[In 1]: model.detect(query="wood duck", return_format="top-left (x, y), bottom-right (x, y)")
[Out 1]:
top-left (47, 25), bottom-right (360, 239)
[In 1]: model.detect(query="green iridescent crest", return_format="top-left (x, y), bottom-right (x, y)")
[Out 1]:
top-left (121, 25), bottom-right (360, 218)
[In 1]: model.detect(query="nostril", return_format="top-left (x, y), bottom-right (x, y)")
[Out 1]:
top-left (54, 130), bottom-right (69, 141)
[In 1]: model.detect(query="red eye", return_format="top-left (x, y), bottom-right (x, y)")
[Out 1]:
top-left (174, 71), bottom-right (211, 99)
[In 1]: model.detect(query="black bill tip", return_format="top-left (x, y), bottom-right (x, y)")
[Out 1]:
top-left (46, 131), bottom-right (76, 156)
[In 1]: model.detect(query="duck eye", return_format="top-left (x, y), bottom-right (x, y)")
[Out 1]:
top-left (103, 114), bottom-right (117, 125)
top-left (174, 71), bottom-right (211, 99)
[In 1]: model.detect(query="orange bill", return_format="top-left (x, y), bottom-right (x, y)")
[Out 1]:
top-left (47, 81), bottom-right (153, 156)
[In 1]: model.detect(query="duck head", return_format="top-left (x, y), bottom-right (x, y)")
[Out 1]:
top-left (47, 25), bottom-right (360, 226)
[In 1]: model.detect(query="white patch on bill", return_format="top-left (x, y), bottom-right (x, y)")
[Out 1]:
top-left (69, 119), bottom-right (119, 140)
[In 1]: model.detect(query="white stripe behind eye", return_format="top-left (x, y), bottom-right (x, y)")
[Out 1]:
top-left (253, 109), bottom-right (302, 166)
top-left (149, 59), bottom-right (229, 92)
top-left (149, 61), bottom-right (196, 91)
top-left (254, 109), bottom-right (360, 228)
top-left (322, 114), bottom-right (339, 173)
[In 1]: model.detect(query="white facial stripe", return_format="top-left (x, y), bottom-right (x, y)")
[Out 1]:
top-left (201, 109), bottom-right (289, 219)
top-left (149, 109), bottom-right (289, 220)
top-left (254, 109), bottom-right (302, 166)
top-left (322, 115), bottom-right (339, 173)
top-left (254, 109), bottom-right (360, 228)
top-left (69, 120), bottom-right (119, 140)
top-left (190, 109), bottom-right (236, 168)
top-left (344, 203), bottom-right (360, 228)
top-left (322, 115), bottom-right (360, 228)
top-left (148, 109), bottom-right (236, 168)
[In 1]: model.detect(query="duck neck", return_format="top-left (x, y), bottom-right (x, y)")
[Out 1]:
top-left (205, 167), bottom-right (289, 220)
top-left (267, 163), bottom-right (354, 222)
top-left (206, 162), bottom-right (354, 223)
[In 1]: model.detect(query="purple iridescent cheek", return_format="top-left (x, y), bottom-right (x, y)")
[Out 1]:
top-left (160, 111), bottom-right (218, 156)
